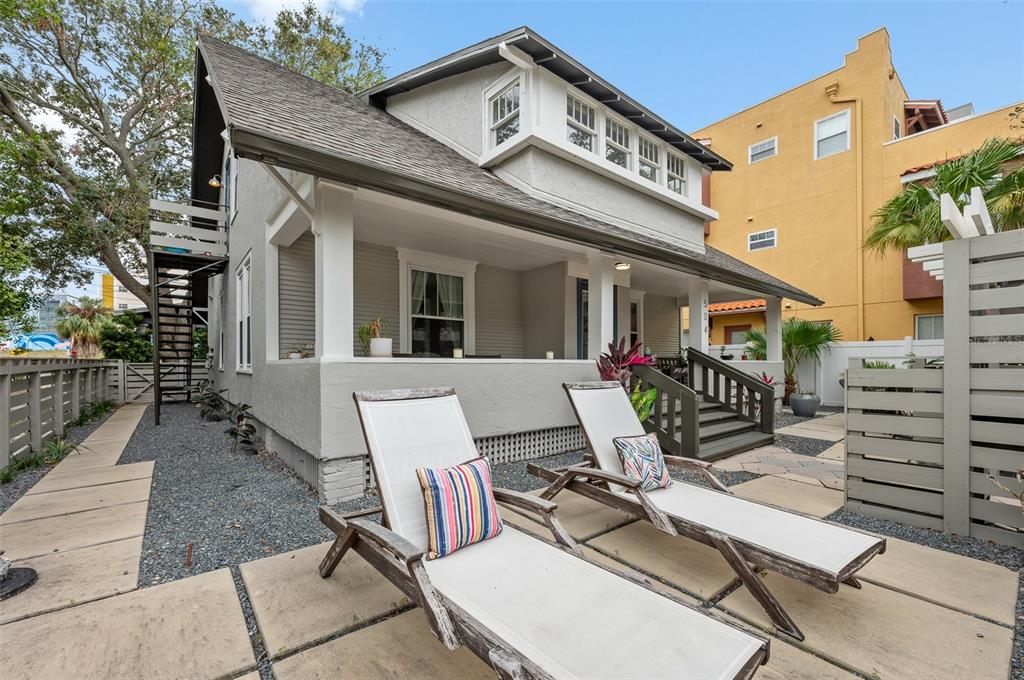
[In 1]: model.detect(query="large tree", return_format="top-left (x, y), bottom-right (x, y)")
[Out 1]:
top-left (0, 0), bottom-right (386, 325)
top-left (865, 137), bottom-right (1024, 253)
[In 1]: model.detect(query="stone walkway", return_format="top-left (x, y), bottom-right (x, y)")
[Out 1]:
top-left (1, 406), bottom-right (1017, 680)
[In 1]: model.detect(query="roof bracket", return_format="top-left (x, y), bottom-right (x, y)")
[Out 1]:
top-left (261, 163), bottom-right (313, 220)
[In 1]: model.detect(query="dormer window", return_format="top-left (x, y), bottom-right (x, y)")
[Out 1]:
top-left (605, 118), bottom-right (631, 168)
top-left (666, 153), bottom-right (686, 195)
top-left (490, 81), bottom-right (520, 147)
top-left (638, 137), bottom-right (659, 183)
top-left (566, 94), bottom-right (596, 152)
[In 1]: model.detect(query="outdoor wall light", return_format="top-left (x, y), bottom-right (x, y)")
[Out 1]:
top-left (208, 175), bottom-right (222, 188)
top-left (614, 261), bottom-right (631, 271)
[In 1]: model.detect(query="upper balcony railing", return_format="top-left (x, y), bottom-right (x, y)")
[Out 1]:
top-left (148, 198), bottom-right (228, 259)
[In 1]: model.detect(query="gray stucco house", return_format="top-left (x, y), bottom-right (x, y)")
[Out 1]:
top-left (181, 27), bottom-right (820, 502)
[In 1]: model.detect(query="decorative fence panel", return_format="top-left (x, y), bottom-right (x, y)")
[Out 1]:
top-left (0, 359), bottom-right (117, 467)
top-left (107, 361), bottom-right (208, 404)
top-left (845, 229), bottom-right (1024, 548)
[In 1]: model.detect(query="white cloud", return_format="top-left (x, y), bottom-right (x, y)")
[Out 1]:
top-left (243, 0), bottom-right (365, 26)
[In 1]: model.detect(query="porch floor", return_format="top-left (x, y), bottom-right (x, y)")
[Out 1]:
top-left (0, 407), bottom-right (1018, 680)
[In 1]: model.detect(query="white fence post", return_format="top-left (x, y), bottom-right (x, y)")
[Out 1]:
top-left (70, 368), bottom-right (81, 420)
top-left (942, 238), bottom-right (970, 535)
top-left (54, 370), bottom-right (65, 438)
top-left (0, 374), bottom-right (9, 468)
top-left (29, 371), bottom-right (42, 452)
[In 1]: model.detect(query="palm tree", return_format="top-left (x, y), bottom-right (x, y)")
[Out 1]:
top-left (55, 297), bottom-right (113, 358)
top-left (745, 318), bottom-right (841, 401)
top-left (865, 138), bottom-right (1024, 253)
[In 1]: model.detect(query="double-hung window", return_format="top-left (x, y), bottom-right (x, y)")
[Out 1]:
top-left (915, 314), bottom-right (943, 340)
top-left (666, 153), bottom-right (687, 195)
top-left (815, 110), bottom-right (850, 159)
top-left (638, 136), bottom-right (659, 183)
top-left (748, 137), bottom-right (777, 163)
top-left (892, 115), bottom-right (902, 140)
top-left (605, 117), bottom-right (631, 169)
top-left (748, 229), bottom-right (777, 251)
top-left (566, 94), bottom-right (596, 152)
top-left (410, 269), bottom-right (465, 357)
top-left (490, 81), bottom-right (520, 147)
top-left (236, 253), bottom-right (252, 370)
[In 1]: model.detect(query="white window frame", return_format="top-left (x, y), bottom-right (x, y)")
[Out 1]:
top-left (637, 134), bottom-right (661, 184)
top-left (397, 249), bottom-right (477, 355)
top-left (488, 79), bottom-right (521, 149)
top-left (915, 314), bottom-right (943, 340)
top-left (892, 115), bottom-right (902, 140)
top-left (748, 136), bottom-right (778, 164)
top-left (666, 152), bottom-right (688, 196)
top-left (747, 228), bottom-right (777, 251)
top-left (604, 114), bottom-right (632, 170)
top-left (814, 109), bottom-right (851, 160)
top-left (566, 92), bottom-right (597, 153)
top-left (629, 290), bottom-right (646, 346)
top-left (235, 251), bottom-right (252, 372)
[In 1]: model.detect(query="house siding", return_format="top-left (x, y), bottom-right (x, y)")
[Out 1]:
top-left (643, 293), bottom-right (681, 356)
top-left (353, 241), bottom-right (400, 356)
top-left (475, 264), bottom-right (524, 358)
top-left (278, 230), bottom-right (315, 355)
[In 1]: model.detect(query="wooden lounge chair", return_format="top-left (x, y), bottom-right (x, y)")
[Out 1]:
top-left (528, 381), bottom-right (886, 642)
top-left (319, 387), bottom-right (770, 680)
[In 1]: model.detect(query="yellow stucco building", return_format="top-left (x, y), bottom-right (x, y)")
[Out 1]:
top-left (694, 28), bottom-right (1023, 341)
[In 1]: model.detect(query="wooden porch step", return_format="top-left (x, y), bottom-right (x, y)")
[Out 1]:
top-left (697, 409), bottom-right (739, 425)
top-left (698, 400), bottom-right (720, 411)
top-left (698, 430), bottom-right (775, 462)
top-left (698, 418), bottom-right (756, 443)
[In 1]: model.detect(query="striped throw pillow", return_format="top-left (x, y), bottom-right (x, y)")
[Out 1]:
top-left (613, 433), bottom-right (673, 491)
top-left (416, 457), bottom-right (503, 560)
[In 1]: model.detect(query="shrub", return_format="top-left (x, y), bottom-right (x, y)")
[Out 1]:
top-left (99, 312), bottom-right (152, 362)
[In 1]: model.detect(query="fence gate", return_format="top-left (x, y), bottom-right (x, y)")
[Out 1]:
top-left (109, 361), bottom-right (209, 405)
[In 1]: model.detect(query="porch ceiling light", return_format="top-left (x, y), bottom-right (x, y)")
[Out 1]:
top-left (614, 261), bottom-right (631, 271)
top-left (208, 175), bottom-right (222, 189)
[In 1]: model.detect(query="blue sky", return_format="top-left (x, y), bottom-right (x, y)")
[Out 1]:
top-left (226, 0), bottom-right (1024, 131)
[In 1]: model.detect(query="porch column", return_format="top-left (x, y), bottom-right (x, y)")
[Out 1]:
top-left (765, 296), bottom-right (783, 362)
top-left (313, 180), bottom-right (355, 358)
top-left (587, 253), bottom-right (615, 359)
top-left (687, 278), bottom-right (710, 354)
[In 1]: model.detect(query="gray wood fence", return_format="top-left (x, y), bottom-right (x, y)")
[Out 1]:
top-left (0, 359), bottom-right (118, 468)
top-left (106, 361), bottom-right (208, 404)
top-left (845, 229), bottom-right (1024, 548)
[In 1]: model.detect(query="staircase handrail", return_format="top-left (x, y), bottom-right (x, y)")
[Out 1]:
top-left (631, 363), bottom-right (701, 458)
top-left (686, 347), bottom-right (775, 433)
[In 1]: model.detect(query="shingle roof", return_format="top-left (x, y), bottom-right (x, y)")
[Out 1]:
top-left (197, 35), bottom-right (821, 305)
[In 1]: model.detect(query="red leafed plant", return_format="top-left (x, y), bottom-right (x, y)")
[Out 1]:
top-left (597, 337), bottom-right (653, 388)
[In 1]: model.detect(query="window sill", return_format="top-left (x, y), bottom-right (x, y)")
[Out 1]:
top-left (236, 367), bottom-right (253, 375)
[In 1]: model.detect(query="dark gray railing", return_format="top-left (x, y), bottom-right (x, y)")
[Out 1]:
top-left (686, 348), bottom-right (775, 434)
top-left (631, 363), bottom-right (700, 458)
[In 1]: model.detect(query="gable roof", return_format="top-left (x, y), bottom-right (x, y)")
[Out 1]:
top-left (195, 35), bottom-right (821, 306)
top-left (363, 26), bottom-right (732, 171)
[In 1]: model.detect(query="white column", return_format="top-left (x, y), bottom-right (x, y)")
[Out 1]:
top-left (687, 278), bottom-right (710, 354)
top-left (765, 296), bottom-right (783, 362)
top-left (313, 180), bottom-right (355, 358)
top-left (587, 253), bottom-right (615, 359)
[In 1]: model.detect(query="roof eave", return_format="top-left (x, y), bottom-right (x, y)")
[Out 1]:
top-left (227, 125), bottom-right (818, 305)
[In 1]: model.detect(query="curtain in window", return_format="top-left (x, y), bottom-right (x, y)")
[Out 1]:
top-left (411, 269), bottom-right (428, 316)
top-left (437, 274), bottom-right (463, 318)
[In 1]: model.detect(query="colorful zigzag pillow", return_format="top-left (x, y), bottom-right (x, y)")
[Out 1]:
top-left (613, 433), bottom-right (673, 491)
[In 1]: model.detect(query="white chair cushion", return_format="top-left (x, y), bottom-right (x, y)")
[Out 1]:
top-left (425, 527), bottom-right (764, 680)
top-left (567, 386), bottom-right (644, 490)
top-left (643, 483), bottom-right (881, 576)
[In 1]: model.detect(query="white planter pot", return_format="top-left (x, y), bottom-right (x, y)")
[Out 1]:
top-left (369, 337), bottom-right (393, 358)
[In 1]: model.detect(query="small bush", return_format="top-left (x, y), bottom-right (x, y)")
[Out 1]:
top-left (42, 438), bottom-right (77, 465)
top-left (225, 402), bottom-right (259, 454)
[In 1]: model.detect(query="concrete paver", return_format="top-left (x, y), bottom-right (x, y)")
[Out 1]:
top-left (28, 461), bottom-right (153, 495)
top-left (0, 537), bottom-right (142, 624)
top-left (0, 568), bottom-right (255, 680)
top-left (239, 542), bottom-right (410, 658)
top-left (0, 500), bottom-right (148, 561)
top-left (731, 476), bottom-right (844, 517)
top-left (818, 441), bottom-right (846, 461)
top-left (755, 640), bottom-right (856, 680)
top-left (0, 477), bottom-right (151, 525)
top-left (587, 521), bottom-right (738, 602)
top-left (719, 575), bottom-right (1012, 680)
top-left (516, 488), bottom-right (637, 541)
top-left (856, 537), bottom-right (1019, 626)
top-left (272, 610), bottom-right (491, 680)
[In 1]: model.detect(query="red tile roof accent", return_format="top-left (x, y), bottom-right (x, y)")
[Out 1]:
top-left (708, 299), bottom-right (766, 313)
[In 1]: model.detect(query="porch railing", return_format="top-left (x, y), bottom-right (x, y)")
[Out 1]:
top-left (149, 198), bottom-right (228, 257)
top-left (631, 363), bottom-right (700, 458)
top-left (687, 347), bottom-right (775, 435)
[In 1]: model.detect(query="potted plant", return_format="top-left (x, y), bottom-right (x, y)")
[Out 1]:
top-left (358, 317), bottom-right (392, 357)
top-left (744, 318), bottom-right (841, 404)
top-left (285, 343), bottom-right (305, 360)
top-left (719, 344), bottom-right (734, 361)
top-left (790, 389), bottom-right (821, 417)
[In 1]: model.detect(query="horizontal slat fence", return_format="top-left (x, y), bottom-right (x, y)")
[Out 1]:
top-left (1, 359), bottom-right (118, 468)
top-left (844, 229), bottom-right (1024, 548)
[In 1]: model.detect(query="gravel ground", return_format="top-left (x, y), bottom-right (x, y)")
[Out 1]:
top-left (774, 433), bottom-right (837, 457)
top-left (119, 403), bottom-right (333, 587)
top-left (0, 410), bottom-right (114, 515)
top-left (829, 508), bottom-right (1023, 678)
top-left (776, 406), bottom-right (842, 429)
